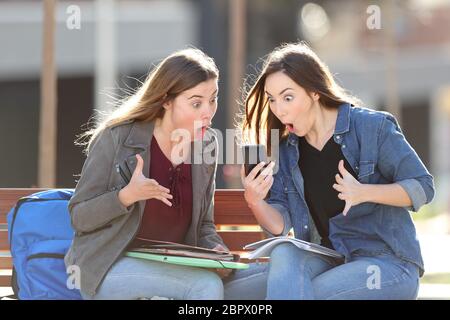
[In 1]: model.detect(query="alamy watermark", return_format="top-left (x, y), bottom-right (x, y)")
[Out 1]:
top-left (168, 121), bottom-right (280, 174)
top-left (366, 5), bottom-right (381, 30)
top-left (66, 264), bottom-right (81, 290)
top-left (366, 265), bottom-right (381, 290)
top-left (66, 5), bottom-right (81, 30)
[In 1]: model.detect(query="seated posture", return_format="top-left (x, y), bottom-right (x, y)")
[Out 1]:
top-left (232, 42), bottom-right (434, 300)
top-left (65, 48), bottom-right (231, 300)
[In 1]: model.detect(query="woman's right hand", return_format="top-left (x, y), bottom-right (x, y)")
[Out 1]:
top-left (119, 154), bottom-right (173, 207)
top-left (241, 161), bottom-right (275, 207)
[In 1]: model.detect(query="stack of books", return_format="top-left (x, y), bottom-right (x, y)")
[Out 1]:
top-left (125, 238), bottom-right (249, 269)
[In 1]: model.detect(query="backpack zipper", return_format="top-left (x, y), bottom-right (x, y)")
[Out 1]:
top-left (27, 253), bottom-right (66, 262)
top-left (116, 164), bottom-right (130, 184)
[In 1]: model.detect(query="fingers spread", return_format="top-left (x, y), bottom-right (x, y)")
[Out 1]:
top-left (332, 183), bottom-right (344, 192)
top-left (254, 161), bottom-right (275, 184)
top-left (247, 161), bottom-right (266, 181)
top-left (338, 160), bottom-right (349, 177)
top-left (158, 196), bottom-right (172, 207)
top-left (133, 154), bottom-right (144, 176)
top-left (343, 201), bottom-right (352, 216)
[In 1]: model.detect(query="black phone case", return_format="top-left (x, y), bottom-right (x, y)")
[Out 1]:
top-left (243, 145), bottom-right (268, 177)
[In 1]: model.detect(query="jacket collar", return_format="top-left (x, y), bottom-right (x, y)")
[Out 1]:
top-left (123, 120), bottom-right (213, 159)
top-left (123, 120), bottom-right (154, 149)
top-left (334, 102), bottom-right (351, 134)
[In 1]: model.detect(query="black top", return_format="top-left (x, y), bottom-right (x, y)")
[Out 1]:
top-left (298, 136), bottom-right (357, 249)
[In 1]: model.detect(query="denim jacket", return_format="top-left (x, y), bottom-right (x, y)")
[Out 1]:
top-left (266, 103), bottom-right (435, 276)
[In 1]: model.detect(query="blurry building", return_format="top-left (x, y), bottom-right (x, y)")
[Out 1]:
top-left (0, 0), bottom-right (201, 187)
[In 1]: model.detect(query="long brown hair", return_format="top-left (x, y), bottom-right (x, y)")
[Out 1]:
top-left (77, 48), bottom-right (219, 154)
top-left (239, 42), bottom-right (361, 151)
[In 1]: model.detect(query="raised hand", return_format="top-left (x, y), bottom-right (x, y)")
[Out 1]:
top-left (241, 161), bottom-right (275, 207)
top-left (118, 154), bottom-right (173, 207)
top-left (332, 160), bottom-right (364, 216)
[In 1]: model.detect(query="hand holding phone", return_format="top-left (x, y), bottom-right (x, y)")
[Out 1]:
top-left (242, 144), bottom-right (268, 177)
top-left (241, 145), bottom-right (275, 205)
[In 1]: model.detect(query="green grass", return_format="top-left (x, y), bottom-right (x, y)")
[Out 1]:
top-left (412, 204), bottom-right (442, 222)
top-left (421, 273), bottom-right (450, 284)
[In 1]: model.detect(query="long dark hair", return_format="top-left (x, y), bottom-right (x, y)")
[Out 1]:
top-left (239, 42), bottom-right (361, 151)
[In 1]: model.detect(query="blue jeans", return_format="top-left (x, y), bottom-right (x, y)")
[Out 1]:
top-left (80, 257), bottom-right (224, 300)
top-left (223, 262), bottom-right (269, 300)
top-left (266, 243), bottom-right (420, 300)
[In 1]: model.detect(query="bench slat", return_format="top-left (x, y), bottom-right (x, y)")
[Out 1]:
top-left (0, 188), bottom-right (48, 224)
top-left (0, 257), bottom-right (12, 269)
top-left (0, 272), bottom-right (12, 287)
top-left (0, 230), bottom-right (8, 251)
top-left (0, 203), bottom-right (15, 224)
top-left (1, 189), bottom-right (258, 225)
top-left (217, 230), bottom-right (266, 251)
top-left (214, 190), bottom-right (257, 225)
top-left (0, 188), bottom-right (263, 288)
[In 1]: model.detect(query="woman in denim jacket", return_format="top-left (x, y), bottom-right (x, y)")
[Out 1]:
top-left (231, 42), bottom-right (435, 300)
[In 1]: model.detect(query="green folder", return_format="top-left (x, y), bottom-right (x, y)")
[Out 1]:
top-left (125, 251), bottom-right (249, 270)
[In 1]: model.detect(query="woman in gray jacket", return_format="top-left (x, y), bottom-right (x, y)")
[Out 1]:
top-left (64, 48), bottom-right (230, 300)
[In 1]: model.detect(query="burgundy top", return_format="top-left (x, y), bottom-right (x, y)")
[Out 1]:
top-left (132, 136), bottom-right (193, 244)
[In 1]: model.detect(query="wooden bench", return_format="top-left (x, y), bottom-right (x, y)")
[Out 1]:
top-left (0, 188), bottom-right (266, 289)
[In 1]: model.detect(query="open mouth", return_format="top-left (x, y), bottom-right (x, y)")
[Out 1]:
top-left (285, 123), bottom-right (294, 132)
top-left (199, 125), bottom-right (209, 137)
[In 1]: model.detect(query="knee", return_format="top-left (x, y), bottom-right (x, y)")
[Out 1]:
top-left (191, 271), bottom-right (224, 300)
top-left (269, 243), bottom-right (314, 271)
top-left (270, 243), bottom-right (301, 263)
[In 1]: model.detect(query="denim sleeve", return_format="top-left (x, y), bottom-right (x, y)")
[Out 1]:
top-left (377, 114), bottom-right (435, 212)
top-left (264, 170), bottom-right (292, 237)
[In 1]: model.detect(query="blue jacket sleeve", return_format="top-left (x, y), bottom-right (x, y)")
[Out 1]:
top-left (377, 113), bottom-right (435, 212)
top-left (265, 169), bottom-right (292, 237)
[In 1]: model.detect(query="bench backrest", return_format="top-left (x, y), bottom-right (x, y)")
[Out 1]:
top-left (0, 188), bottom-right (264, 287)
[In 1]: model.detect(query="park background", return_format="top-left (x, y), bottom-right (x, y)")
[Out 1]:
top-left (0, 0), bottom-right (449, 299)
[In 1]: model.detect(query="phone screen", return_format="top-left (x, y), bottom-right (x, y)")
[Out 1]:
top-left (242, 144), bottom-right (268, 177)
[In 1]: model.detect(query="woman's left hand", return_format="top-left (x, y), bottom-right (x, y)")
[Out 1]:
top-left (332, 160), bottom-right (366, 216)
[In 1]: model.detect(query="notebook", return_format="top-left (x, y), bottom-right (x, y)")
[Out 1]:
top-left (125, 238), bottom-right (248, 269)
top-left (125, 251), bottom-right (249, 269)
top-left (243, 236), bottom-right (344, 260)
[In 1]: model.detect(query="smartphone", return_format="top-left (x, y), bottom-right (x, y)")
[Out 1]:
top-left (242, 144), bottom-right (268, 177)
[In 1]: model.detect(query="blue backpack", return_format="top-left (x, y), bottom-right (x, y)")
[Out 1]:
top-left (7, 189), bottom-right (82, 300)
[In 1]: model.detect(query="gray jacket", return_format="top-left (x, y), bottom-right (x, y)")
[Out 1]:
top-left (64, 120), bottom-right (227, 296)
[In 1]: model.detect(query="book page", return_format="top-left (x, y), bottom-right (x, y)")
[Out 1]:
top-left (244, 236), bottom-right (344, 259)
